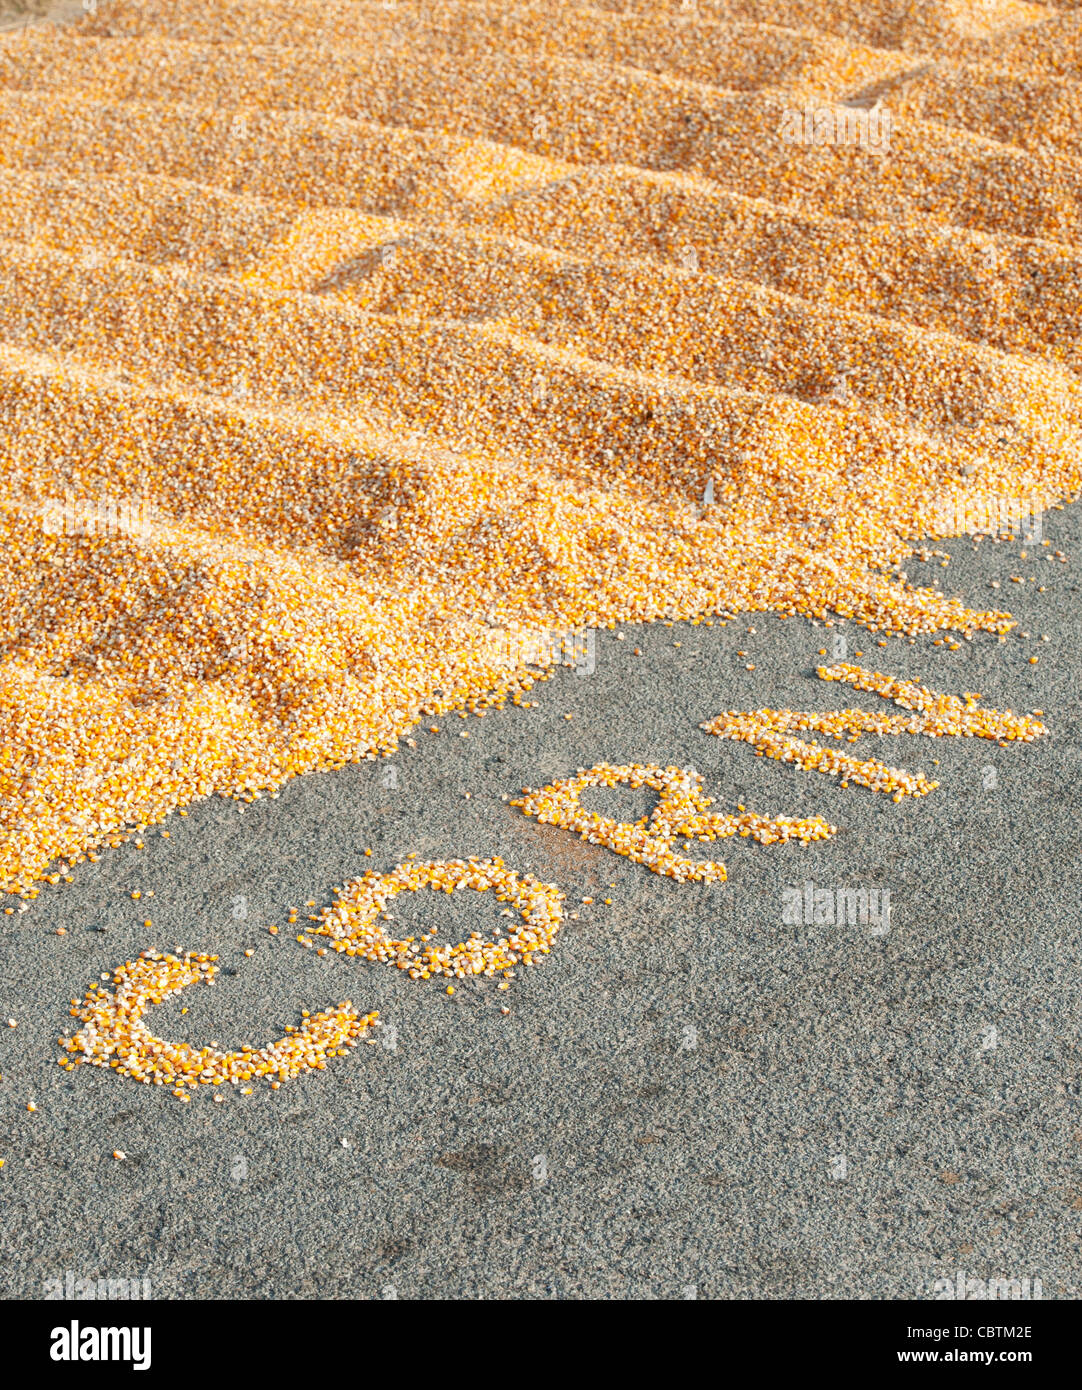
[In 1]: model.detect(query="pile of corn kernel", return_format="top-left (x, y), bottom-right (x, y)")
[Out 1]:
top-left (60, 950), bottom-right (376, 1097)
top-left (0, 0), bottom-right (1077, 892)
top-left (306, 858), bottom-right (564, 981)
top-left (703, 664), bottom-right (1047, 800)
top-left (512, 763), bottom-right (836, 883)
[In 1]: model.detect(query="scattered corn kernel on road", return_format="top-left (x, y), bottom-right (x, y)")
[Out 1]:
top-left (3, 525), bottom-right (1081, 1297)
top-left (1, 0), bottom-right (1081, 1300)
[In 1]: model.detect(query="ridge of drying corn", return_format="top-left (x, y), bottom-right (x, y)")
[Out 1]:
top-left (0, 0), bottom-right (1077, 892)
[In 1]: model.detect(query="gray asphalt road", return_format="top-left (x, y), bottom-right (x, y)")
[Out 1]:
top-left (1, 505), bottom-right (1080, 1300)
